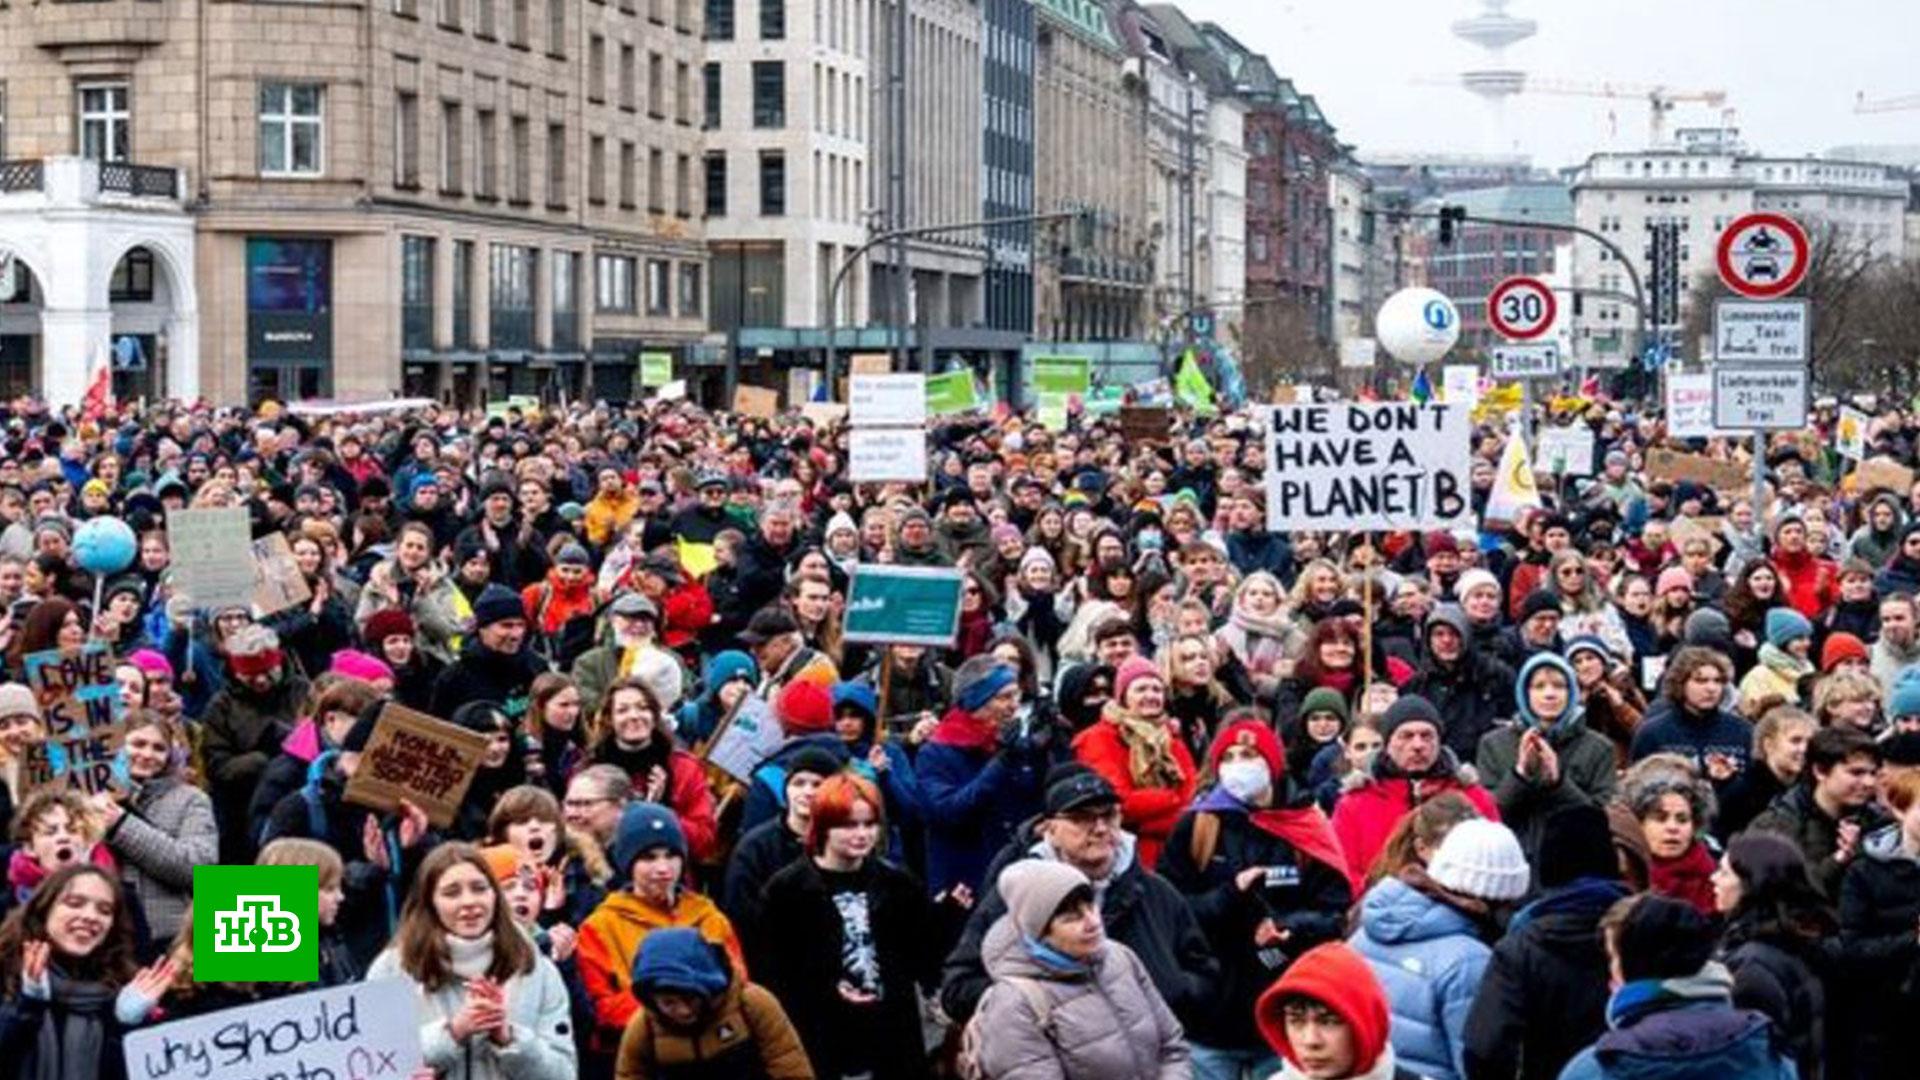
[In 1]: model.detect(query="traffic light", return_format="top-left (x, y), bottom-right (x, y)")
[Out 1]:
top-left (1437, 205), bottom-right (1466, 245)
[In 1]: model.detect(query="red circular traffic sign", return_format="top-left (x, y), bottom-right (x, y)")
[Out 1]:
top-left (1716, 212), bottom-right (1810, 299)
top-left (1486, 276), bottom-right (1557, 340)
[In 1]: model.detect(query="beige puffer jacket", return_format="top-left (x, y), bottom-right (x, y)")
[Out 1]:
top-left (970, 913), bottom-right (1191, 1080)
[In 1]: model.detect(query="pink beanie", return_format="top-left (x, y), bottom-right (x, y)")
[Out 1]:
top-left (1655, 567), bottom-right (1694, 597)
top-left (330, 649), bottom-right (395, 683)
top-left (127, 649), bottom-right (175, 681)
top-left (1114, 655), bottom-right (1163, 703)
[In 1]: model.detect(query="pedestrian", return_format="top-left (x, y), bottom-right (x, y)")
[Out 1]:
top-left (1711, 832), bottom-right (1832, 1080)
top-left (1475, 652), bottom-right (1618, 869)
top-left (91, 713), bottom-right (217, 951)
top-left (613, 928), bottom-right (813, 1080)
top-left (1619, 756), bottom-right (1719, 916)
top-left (1254, 941), bottom-right (1418, 1080)
top-left (1072, 655), bottom-right (1199, 868)
top-left (1330, 695), bottom-right (1499, 882)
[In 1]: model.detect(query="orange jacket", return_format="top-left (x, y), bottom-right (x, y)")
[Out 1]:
top-left (577, 889), bottom-right (745, 1052)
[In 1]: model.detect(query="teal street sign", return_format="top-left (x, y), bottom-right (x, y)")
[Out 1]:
top-left (842, 565), bottom-right (966, 647)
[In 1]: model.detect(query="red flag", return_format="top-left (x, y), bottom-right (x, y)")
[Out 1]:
top-left (81, 346), bottom-right (113, 420)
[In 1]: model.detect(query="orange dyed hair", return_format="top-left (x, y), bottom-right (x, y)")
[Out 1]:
top-left (805, 772), bottom-right (885, 857)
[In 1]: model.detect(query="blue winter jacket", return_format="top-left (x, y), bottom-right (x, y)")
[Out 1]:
top-left (1556, 978), bottom-right (1797, 1080)
top-left (915, 738), bottom-right (1051, 895)
top-left (1349, 876), bottom-right (1492, 1080)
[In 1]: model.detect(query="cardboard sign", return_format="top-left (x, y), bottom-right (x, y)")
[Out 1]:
top-left (250, 533), bottom-right (313, 617)
top-left (849, 428), bottom-right (929, 483)
top-left (124, 978), bottom-right (423, 1080)
top-left (342, 704), bottom-right (490, 829)
top-left (1856, 456), bottom-right (1916, 497)
top-left (1119, 406), bottom-right (1171, 444)
top-left (702, 695), bottom-right (786, 784)
top-left (1668, 515), bottom-right (1725, 557)
top-left (850, 353), bottom-right (893, 376)
top-left (850, 373), bottom-right (927, 427)
top-left (640, 352), bottom-right (674, 388)
top-left (843, 565), bottom-right (966, 647)
top-left (166, 507), bottom-right (257, 610)
top-left (1836, 406), bottom-right (1869, 461)
top-left (21, 645), bottom-right (127, 797)
top-left (1646, 448), bottom-right (1748, 492)
top-left (1264, 403), bottom-right (1473, 532)
top-left (800, 402), bottom-right (849, 428)
top-left (733, 385), bottom-right (779, 418)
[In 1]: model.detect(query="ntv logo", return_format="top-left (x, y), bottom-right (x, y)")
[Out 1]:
top-left (212, 895), bottom-right (302, 953)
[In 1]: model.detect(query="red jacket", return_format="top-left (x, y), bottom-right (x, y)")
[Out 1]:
top-left (523, 570), bottom-right (597, 637)
top-left (657, 579), bottom-right (715, 651)
top-left (1071, 717), bottom-right (1198, 869)
top-left (1330, 771), bottom-right (1500, 882)
top-left (1771, 550), bottom-right (1837, 620)
top-left (579, 749), bottom-right (721, 863)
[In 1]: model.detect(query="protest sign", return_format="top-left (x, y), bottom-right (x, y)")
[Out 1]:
top-left (1668, 515), bottom-right (1725, 557)
top-left (1646, 448), bottom-right (1748, 491)
top-left (925, 370), bottom-right (980, 416)
top-left (800, 402), bottom-right (849, 428)
top-left (1537, 425), bottom-right (1596, 476)
top-left (166, 507), bottom-right (256, 610)
top-left (640, 352), bottom-right (675, 387)
top-left (850, 353), bottom-right (893, 376)
top-left (850, 373), bottom-right (927, 427)
top-left (844, 565), bottom-right (966, 647)
top-left (343, 704), bottom-right (489, 829)
top-left (1484, 425), bottom-right (1541, 523)
top-left (124, 977), bottom-right (422, 1080)
top-left (484, 395), bottom-right (539, 420)
top-left (1856, 456), bottom-right (1916, 496)
top-left (1836, 406), bottom-right (1869, 461)
top-left (1263, 403), bottom-right (1472, 532)
top-left (849, 428), bottom-right (929, 483)
top-left (22, 644), bottom-right (127, 797)
top-left (1119, 406), bottom-right (1171, 444)
top-left (1442, 364), bottom-right (1480, 408)
top-left (733, 385), bottom-right (780, 418)
top-left (702, 695), bottom-right (786, 784)
top-left (656, 379), bottom-right (688, 401)
top-left (250, 533), bottom-right (312, 617)
top-left (1666, 373), bottom-right (1728, 439)
top-left (1031, 356), bottom-right (1092, 400)
top-left (1036, 393), bottom-right (1069, 431)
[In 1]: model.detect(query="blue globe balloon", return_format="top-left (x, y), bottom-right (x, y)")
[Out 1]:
top-left (73, 517), bottom-right (138, 576)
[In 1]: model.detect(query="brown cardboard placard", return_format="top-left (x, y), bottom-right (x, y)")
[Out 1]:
top-left (1667, 515), bottom-right (1725, 556)
top-left (733, 385), bottom-right (780, 418)
top-left (849, 353), bottom-right (892, 376)
top-left (801, 402), bottom-right (849, 428)
top-left (1646, 448), bottom-right (1748, 492)
top-left (342, 704), bottom-right (490, 829)
top-left (1119, 406), bottom-right (1171, 444)
top-left (21, 645), bottom-right (128, 798)
top-left (1856, 456), bottom-right (1916, 497)
top-left (250, 533), bottom-right (313, 616)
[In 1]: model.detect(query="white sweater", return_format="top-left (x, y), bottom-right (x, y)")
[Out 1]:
top-left (365, 932), bottom-right (578, 1080)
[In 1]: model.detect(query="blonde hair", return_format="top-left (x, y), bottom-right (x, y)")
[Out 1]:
top-left (258, 837), bottom-right (345, 889)
top-left (1813, 672), bottom-right (1881, 725)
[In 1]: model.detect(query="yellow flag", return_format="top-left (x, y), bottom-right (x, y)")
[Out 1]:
top-left (676, 538), bottom-right (719, 580)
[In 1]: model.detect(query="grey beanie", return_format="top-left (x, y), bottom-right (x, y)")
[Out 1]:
top-left (1379, 694), bottom-right (1443, 741)
top-left (1683, 608), bottom-right (1733, 651)
top-left (996, 859), bottom-right (1092, 940)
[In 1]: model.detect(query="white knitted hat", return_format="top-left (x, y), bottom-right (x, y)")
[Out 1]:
top-left (1426, 819), bottom-right (1530, 901)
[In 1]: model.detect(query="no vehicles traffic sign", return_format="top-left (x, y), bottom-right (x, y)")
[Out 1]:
top-left (1486, 276), bottom-right (1556, 341)
top-left (1716, 213), bottom-right (1810, 299)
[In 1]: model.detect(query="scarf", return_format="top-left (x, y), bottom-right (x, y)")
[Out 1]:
top-left (447, 932), bottom-right (497, 980)
top-left (1102, 702), bottom-right (1185, 788)
top-left (1649, 841), bottom-right (1718, 916)
top-left (1606, 961), bottom-right (1735, 1029)
top-left (1192, 786), bottom-right (1358, 896)
top-left (31, 969), bottom-right (115, 1080)
top-left (931, 706), bottom-right (1001, 753)
top-left (1021, 935), bottom-right (1094, 977)
top-left (1229, 604), bottom-right (1293, 641)
top-left (1757, 642), bottom-right (1813, 682)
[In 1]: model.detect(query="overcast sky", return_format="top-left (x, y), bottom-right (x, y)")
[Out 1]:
top-left (1170, 0), bottom-right (1919, 168)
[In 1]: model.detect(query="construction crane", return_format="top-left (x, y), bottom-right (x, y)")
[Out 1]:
top-left (1856, 91), bottom-right (1920, 113)
top-left (1412, 74), bottom-right (1729, 145)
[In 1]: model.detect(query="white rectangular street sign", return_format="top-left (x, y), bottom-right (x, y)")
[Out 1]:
top-left (1714, 299), bottom-right (1810, 364)
top-left (1713, 367), bottom-right (1809, 430)
top-left (849, 373), bottom-right (927, 427)
top-left (1490, 344), bottom-right (1561, 379)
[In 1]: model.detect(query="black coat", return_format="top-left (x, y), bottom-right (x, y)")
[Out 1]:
top-left (1723, 930), bottom-right (1826, 1080)
top-left (938, 825), bottom-right (1219, 1027)
top-left (1154, 800), bottom-right (1353, 1050)
top-left (1463, 878), bottom-right (1630, 1080)
top-left (426, 641), bottom-right (547, 720)
top-left (1404, 650), bottom-right (1515, 763)
top-left (1837, 844), bottom-right (1920, 1079)
top-left (756, 857), bottom-right (936, 1080)
top-left (718, 818), bottom-right (804, 961)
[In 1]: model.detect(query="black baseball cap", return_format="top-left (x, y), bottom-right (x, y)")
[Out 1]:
top-left (1045, 770), bottom-right (1119, 817)
top-left (738, 609), bottom-right (800, 645)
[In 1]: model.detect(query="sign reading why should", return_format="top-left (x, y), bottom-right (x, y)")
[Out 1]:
top-left (843, 565), bottom-right (966, 647)
top-left (22, 645), bottom-right (127, 797)
top-left (167, 507), bottom-right (257, 610)
top-left (342, 704), bottom-right (490, 829)
top-left (124, 978), bottom-right (422, 1080)
top-left (850, 373), bottom-right (927, 427)
top-left (1264, 403), bottom-right (1472, 531)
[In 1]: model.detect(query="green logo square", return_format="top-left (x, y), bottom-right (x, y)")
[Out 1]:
top-left (191, 865), bottom-right (319, 983)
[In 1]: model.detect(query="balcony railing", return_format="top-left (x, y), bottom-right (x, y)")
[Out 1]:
top-left (99, 163), bottom-right (179, 199)
top-left (0, 161), bottom-right (44, 193)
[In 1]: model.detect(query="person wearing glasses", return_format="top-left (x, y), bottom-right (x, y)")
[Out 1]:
top-left (562, 764), bottom-right (634, 856)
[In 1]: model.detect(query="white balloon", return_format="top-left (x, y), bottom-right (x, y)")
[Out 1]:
top-left (1376, 288), bottom-right (1461, 365)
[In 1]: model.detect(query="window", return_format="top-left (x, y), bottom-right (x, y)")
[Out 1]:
top-left (511, 0), bottom-right (529, 45)
top-left (393, 0), bottom-right (417, 15)
top-left (551, 250), bottom-right (579, 350)
top-left (705, 0), bottom-right (733, 39)
top-left (589, 135), bottom-right (606, 204)
top-left (440, 101), bottom-right (463, 193)
top-left (676, 0), bottom-right (693, 32)
top-left (675, 62), bottom-right (690, 125)
top-left (258, 83), bottom-right (324, 176)
top-left (109, 248), bottom-right (155, 302)
top-left (588, 35), bottom-right (606, 102)
top-left (78, 83), bottom-right (131, 163)
top-left (489, 244), bottom-right (537, 349)
top-left (648, 148), bottom-right (664, 212)
top-left (704, 151), bottom-right (726, 217)
top-left (675, 153), bottom-right (690, 216)
top-left (752, 61), bottom-right (784, 128)
top-left (475, 0), bottom-right (496, 37)
top-left (678, 262), bottom-right (703, 317)
top-left (648, 53), bottom-right (665, 118)
top-left (596, 254), bottom-right (636, 312)
top-left (394, 90), bottom-right (420, 188)
top-left (758, 150), bottom-right (785, 215)
top-left (401, 236), bottom-right (435, 350)
top-left (702, 63), bottom-right (721, 129)
top-left (619, 141), bottom-right (637, 208)
top-left (546, 123), bottom-right (566, 207)
top-left (646, 258), bottom-right (670, 315)
top-left (547, 0), bottom-right (566, 55)
top-left (475, 109), bottom-right (497, 198)
top-left (509, 114), bottom-right (530, 203)
top-left (759, 0), bottom-right (783, 39)
top-left (1250, 233), bottom-right (1268, 263)
top-left (648, 0), bottom-right (665, 21)
top-left (620, 45), bottom-right (637, 111)
top-left (452, 239), bottom-right (474, 348)
top-left (438, 0), bottom-right (460, 28)
top-left (0, 83), bottom-right (7, 161)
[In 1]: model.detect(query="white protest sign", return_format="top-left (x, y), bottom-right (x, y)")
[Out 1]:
top-left (1442, 364), bottom-right (1480, 408)
top-left (849, 373), bottom-right (927, 427)
top-left (703, 695), bottom-right (785, 783)
top-left (124, 977), bottom-right (422, 1080)
top-left (1837, 406), bottom-right (1869, 461)
top-left (1264, 403), bottom-right (1473, 531)
top-left (1537, 425), bottom-right (1595, 476)
top-left (1666, 373), bottom-right (1727, 439)
top-left (849, 428), bottom-right (929, 483)
top-left (165, 507), bottom-right (257, 610)
top-left (1340, 338), bottom-right (1378, 369)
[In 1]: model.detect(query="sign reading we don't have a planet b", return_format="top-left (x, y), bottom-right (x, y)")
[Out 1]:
top-left (23, 644), bottom-right (129, 797)
top-left (1263, 403), bottom-right (1473, 532)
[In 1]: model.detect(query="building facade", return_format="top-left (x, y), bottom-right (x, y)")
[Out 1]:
top-left (1421, 181), bottom-right (1571, 352)
top-left (0, 0), bottom-right (708, 407)
top-left (981, 0), bottom-right (1036, 337)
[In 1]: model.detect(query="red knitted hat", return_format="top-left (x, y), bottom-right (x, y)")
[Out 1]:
top-left (1113, 656), bottom-right (1163, 704)
top-left (777, 678), bottom-right (834, 735)
top-left (1820, 632), bottom-right (1870, 674)
top-left (1207, 719), bottom-right (1284, 779)
top-left (362, 607), bottom-right (417, 645)
top-left (1256, 942), bottom-right (1391, 1075)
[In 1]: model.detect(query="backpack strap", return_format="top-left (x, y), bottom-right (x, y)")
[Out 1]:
top-left (1189, 811), bottom-right (1220, 869)
top-left (1004, 975), bottom-right (1057, 1036)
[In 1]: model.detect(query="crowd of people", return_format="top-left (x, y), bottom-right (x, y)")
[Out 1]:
top-left (0, 389), bottom-right (1915, 1080)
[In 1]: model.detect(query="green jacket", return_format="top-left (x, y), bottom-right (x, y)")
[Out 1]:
top-left (1475, 718), bottom-right (1619, 866)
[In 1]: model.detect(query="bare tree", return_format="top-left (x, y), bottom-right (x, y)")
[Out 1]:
top-left (1239, 290), bottom-right (1334, 395)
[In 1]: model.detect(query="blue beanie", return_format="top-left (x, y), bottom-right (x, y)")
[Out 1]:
top-left (408, 472), bottom-right (441, 501)
top-left (1764, 607), bottom-right (1814, 650)
top-left (613, 801), bottom-right (687, 872)
top-left (700, 651), bottom-right (759, 705)
top-left (632, 927), bottom-right (730, 997)
top-left (1891, 668), bottom-right (1920, 719)
top-left (954, 657), bottom-right (1018, 713)
top-left (832, 681), bottom-right (878, 719)
top-left (1515, 652), bottom-right (1582, 729)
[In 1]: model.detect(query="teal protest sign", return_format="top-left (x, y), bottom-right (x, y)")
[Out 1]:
top-left (843, 565), bottom-right (966, 647)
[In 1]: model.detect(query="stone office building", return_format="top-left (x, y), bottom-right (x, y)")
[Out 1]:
top-left (0, 0), bottom-right (707, 407)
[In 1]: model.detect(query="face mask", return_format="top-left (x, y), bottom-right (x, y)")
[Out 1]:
top-left (1217, 759), bottom-right (1271, 803)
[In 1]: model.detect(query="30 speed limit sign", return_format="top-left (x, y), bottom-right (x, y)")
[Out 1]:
top-left (1486, 276), bottom-right (1557, 341)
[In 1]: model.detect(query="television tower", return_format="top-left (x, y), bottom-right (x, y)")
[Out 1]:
top-left (1452, 0), bottom-right (1537, 146)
